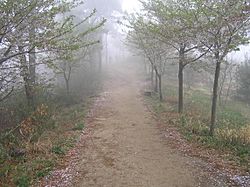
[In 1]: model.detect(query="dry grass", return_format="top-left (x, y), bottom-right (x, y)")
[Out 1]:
top-left (145, 89), bottom-right (250, 172)
top-left (216, 126), bottom-right (250, 146)
top-left (0, 100), bottom-right (91, 187)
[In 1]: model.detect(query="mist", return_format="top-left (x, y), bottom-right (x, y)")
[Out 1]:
top-left (0, 0), bottom-right (250, 186)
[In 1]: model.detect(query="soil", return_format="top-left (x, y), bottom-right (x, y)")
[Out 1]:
top-left (41, 61), bottom-right (227, 187)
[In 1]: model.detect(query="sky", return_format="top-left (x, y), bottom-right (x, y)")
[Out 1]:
top-left (122, 0), bottom-right (141, 13)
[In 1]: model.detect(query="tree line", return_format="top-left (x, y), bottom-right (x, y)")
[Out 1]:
top-left (0, 0), bottom-right (106, 110)
top-left (126, 0), bottom-right (250, 136)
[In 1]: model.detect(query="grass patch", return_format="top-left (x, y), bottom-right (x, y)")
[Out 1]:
top-left (15, 175), bottom-right (30, 187)
top-left (72, 122), bottom-right (85, 131)
top-left (0, 98), bottom-right (93, 186)
top-left (51, 145), bottom-right (65, 155)
top-left (146, 85), bottom-right (250, 172)
top-left (0, 63), bottom-right (103, 186)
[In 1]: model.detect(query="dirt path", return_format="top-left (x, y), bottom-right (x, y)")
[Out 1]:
top-left (59, 61), bottom-right (226, 187)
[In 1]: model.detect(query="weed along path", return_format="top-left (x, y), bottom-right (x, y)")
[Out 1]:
top-left (42, 62), bottom-right (226, 187)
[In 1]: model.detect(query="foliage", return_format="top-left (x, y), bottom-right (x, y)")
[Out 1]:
top-left (0, 0), bottom-right (105, 109)
top-left (0, 0), bottom-right (106, 186)
top-left (0, 81), bottom-right (98, 186)
top-left (127, 0), bottom-right (250, 135)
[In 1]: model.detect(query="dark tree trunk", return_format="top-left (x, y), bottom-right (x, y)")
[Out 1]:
top-left (178, 48), bottom-right (185, 113)
top-left (225, 71), bottom-right (233, 104)
top-left (63, 67), bottom-right (71, 96)
top-left (158, 74), bottom-right (163, 101)
top-left (98, 49), bottom-right (102, 72)
top-left (154, 67), bottom-right (158, 93)
top-left (24, 81), bottom-right (34, 108)
top-left (218, 77), bottom-right (225, 106)
top-left (66, 79), bottom-right (70, 96)
top-left (29, 27), bottom-right (36, 86)
top-left (218, 65), bottom-right (228, 106)
top-left (143, 56), bottom-right (148, 73)
top-left (210, 57), bottom-right (221, 136)
top-left (151, 63), bottom-right (154, 90)
top-left (28, 28), bottom-right (36, 108)
top-left (154, 66), bottom-right (162, 101)
top-left (105, 33), bottom-right (108, 64)
top-left (64, 73), bottom-right (70, 96)
top-left (89, 49), bottom-right (95, 71)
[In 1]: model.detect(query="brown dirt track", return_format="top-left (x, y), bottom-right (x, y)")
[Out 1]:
top-left (42, 61), bottom-right (227, 187)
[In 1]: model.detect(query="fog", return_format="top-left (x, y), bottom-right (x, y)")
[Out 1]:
top-left (0, 0), bottom-right (250, 186)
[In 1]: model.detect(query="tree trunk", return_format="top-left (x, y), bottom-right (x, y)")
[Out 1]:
top-left (151, 63), bottom-right (154, 90)
top-left (63, 67), bottom-right (71, 96)
top-left (154, 66), bottom-right (162, 101)
top-left (66, 79), bottom-right (70, 96)
top-left (210, 58), bottom-right (221, 136)
top-left (143, 56), bottom-right (148, 73)
top-left (178, 49), bottom-right (185, 113)
top-left (29, 26), bottom-right (36, 86)
top-left (218, 79), bottom-right (224, 106)
top-left (218, 65), bottom-right (228, 106)
top-left (64, 73), bottom-right (70, 96)
top-left (158, 74), bottom-right (163, 101)
top-left (19, 46), bottom-right (35, 109)
top-left (28, 27), bottom-right (36, 108)
top-left (98, 49), bottom-right (102, 72)
top-left (89, 49), bottom-right (95, 71)
top-left (105, 33), bottom-right (108, 64)
top-left (25, 81), bottom-right (34, 108)
top-left (225, 72), bottom-right (233, 104)
top-left (154, 67), bottom-right (158, 93)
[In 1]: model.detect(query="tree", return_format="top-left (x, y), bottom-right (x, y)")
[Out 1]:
top-left (53, 39), bottom-right (102, 95)
top-left (0, 0), bottom-right (39, 102)
top-left (126, 16), bottom-right (173, 101)
top-left (0, 0), bottom-right (105, 107)
top-left (139, 0), bottom-right (209, 113)
top-left (50, 11), bottom-right (105, 95)
top-left (0, 0), bottom-right (75, 106)
top-left (126, 0), bottom-right (250, 136)
top-left (194, 0), bottom-right (250, 135)
top-left (79, 0), bottom-right (123, 69)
